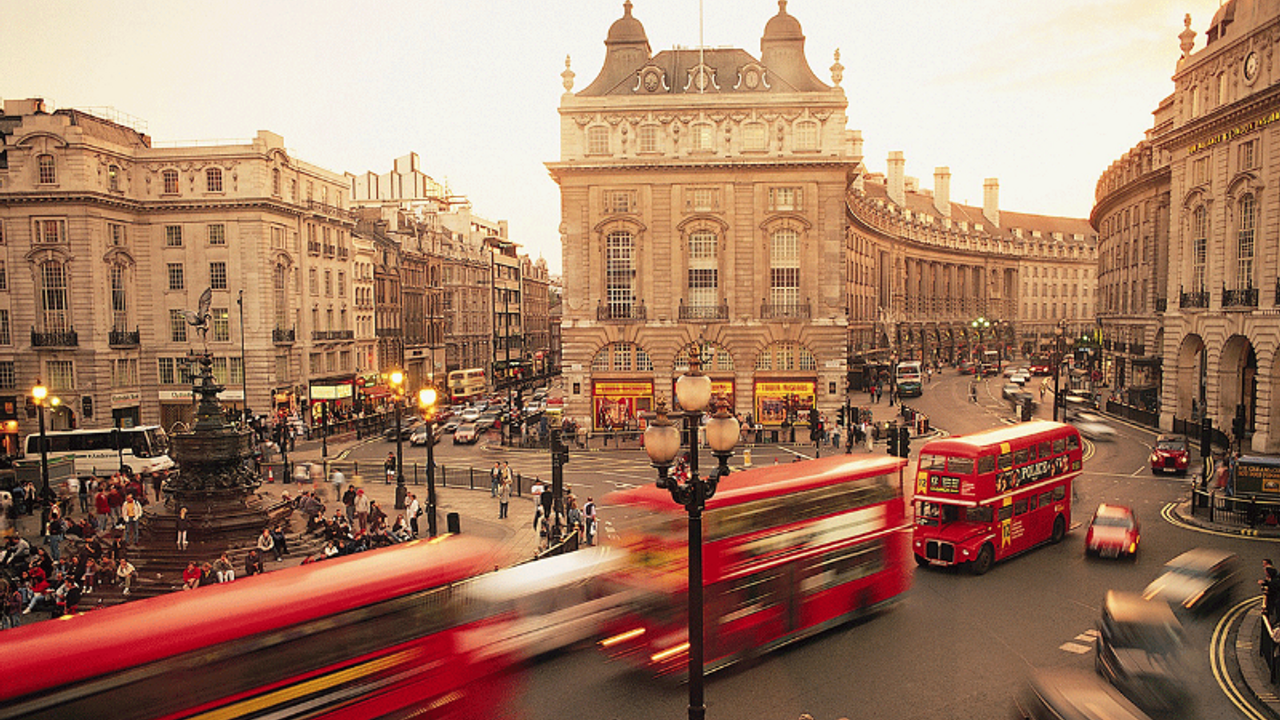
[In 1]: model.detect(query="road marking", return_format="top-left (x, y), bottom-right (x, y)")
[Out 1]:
top-left (1160, 502), bottom-right (1280, 542)
top-left (1059, 642), bottom-right (1092, 654)
top-left (1210, 596), bottom-right (1269, 720)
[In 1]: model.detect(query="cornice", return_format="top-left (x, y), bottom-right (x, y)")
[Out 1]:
top-left (1089, 166), bottom-right (1171, 227)
top-left (0, 191), bottom-right (310, 219)
top-left (1154, 84), bottom-right (1280, 153)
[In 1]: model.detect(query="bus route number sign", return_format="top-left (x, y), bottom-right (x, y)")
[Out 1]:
top-left (928, 475), bottom-right (961, 494)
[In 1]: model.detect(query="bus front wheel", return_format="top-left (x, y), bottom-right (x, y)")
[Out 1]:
top-left (1051, 515), bottom-right (1066, 544)
top-left (970, 545), bottom-right (994, 575)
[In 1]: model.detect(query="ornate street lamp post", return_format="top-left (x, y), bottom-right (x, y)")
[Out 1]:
top-left (390, 370), bottom-right (407, 509)
top-left (1052, 320), bottom-right (1067, 422)
top-left (418, 386), bottom-right (439, 536)
top-left (644, 351), bottom-right (739, 720)
top-left (32, 380), bottom-right (51, 500)
top-left (970, 316), bottom-right (990, 360)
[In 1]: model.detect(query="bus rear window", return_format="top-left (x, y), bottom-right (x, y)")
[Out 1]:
top-left (946, 457), bottom-right (974, 475)
top-left (919, 454), bottom-right (945, 472)
top-left (1066, 435), bottom-right (1080, 451)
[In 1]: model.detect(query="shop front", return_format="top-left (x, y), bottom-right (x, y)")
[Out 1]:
top-left (110, 391), bottom-right (142, 429)
top-left (753, 379), bottom-right (816, 427)
top-left (669, 378), bottom-right (735, 414)
top-left (159, 388), bottom-right (243, 431)
top-left (309, 380), bottom-right (355, 427)
top-left (592, 379), bottom-right (653, 432)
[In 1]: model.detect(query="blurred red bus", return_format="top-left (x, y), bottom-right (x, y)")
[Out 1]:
top-left (912, 420), bottom-right (1082, 574)
top-left (599, 453), bottom-right (912, 676)
top-left (0, 536), bottom-right (521, 720)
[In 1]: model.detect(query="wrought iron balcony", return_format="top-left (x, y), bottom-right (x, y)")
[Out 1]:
top-left (596, 301), bottom-right (647, 322)
top-left (1223, 285), bottom-right (1258, 309)
top-left (376, 327), bottom-right (402, 338)
top-left (759, 299), bottom-right (811, 320)
top-left (312, 330), bottom-right (356, 342)
top-left (109, 328), bottom-right (140, 347)
top-left (272, 327), bottom-right (295, 344)
top-left (31, 327), bottom-right (78, 347)
top-left (1179, 290), bottom-right (1209, 309)
top-left (678, 300), bottom-right (728, 321)
top-left (305, 200), bottom-right (356, 221)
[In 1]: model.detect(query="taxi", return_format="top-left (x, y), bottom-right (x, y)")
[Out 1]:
top-left (1084, 504), bottom-right (1139, 559)
top-left (1149, 434), bottom-right (1189, 476)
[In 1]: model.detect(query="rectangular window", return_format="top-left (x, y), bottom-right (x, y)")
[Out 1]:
top-left (162, 170), bottom-right (179, 194)
top-left (165, 225), bottom-right (183, 247)
top-left (158, 357), bottom-right (175, 385)
top-left (1192, 156), bottom-right (1210, 186)
top-left (40, 262), bottom-right (69, 333)
top-left (604, 190), bottom-right (636, 214)
top-left (769, 187), bottom-right (803, 211)
top-left (0, 309), bottom-right (9, 345)
top-left (587, 126), bottom-right (610, 155)
top-left (743, 123), bottom-right (767, 152)
top-left (1238, 195), bottom-right (1256, 289)
top-left (606, 230), bottom-right (635, 317)
top-left (206, 167), bottom-right (223, 193)
top-left (688, 229), bottom-right (718, 307)
top-left (38, 155), bottom-right (57, 184)
top-left (309, 269), bottom-right (319, 296)
top-left (170, 309), bottom-right (188, 342)
top-left (0, 260), bottom-right (6, 291)
top-left (208, 224), bottom-right (226, 246)
top-left (112, 358), bottom-right (138, 388)
top-left (687, 187), bottom-right (719, 213)
top-left (212, 307), bottom-right (230, 342)
top-left (692, 124), bottom-right (714, 151)
top-left (210, 261), bottom-right (227, 290)
top-left (794, 121), bottom-right (819, 150)
top-left (109, 223), bottom-right (126, 246)
top-left (324, 270), bottom-right (332, 296)
top-left (38, 219), bottom-right (64, 244)
top-left (0, 361), bottom-right (14, 389)
top-left (1239, 140), bottom-right (1257, 171)
top-left (337, 271), bottom-right (346, 297)
top-left (167, 263), bottom-right (185, 291)
top-left (638, 125), bottom-right (658, 153)
top-left (46, 360), bottom-right (74, 391)
top-left (310, 353), bottom-right (323, 375)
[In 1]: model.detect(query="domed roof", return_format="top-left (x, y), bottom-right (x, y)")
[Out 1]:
top-left (763, 0), bottom-right (804, 42)
top-left (606, 0), bottom-right (649, 46)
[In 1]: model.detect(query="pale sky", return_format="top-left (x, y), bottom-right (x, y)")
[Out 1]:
top-left (3, 0), bottom-right (1222, 274)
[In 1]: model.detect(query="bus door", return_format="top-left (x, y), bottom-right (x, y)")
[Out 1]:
top-left (711, 567), bottom-right (787, 662)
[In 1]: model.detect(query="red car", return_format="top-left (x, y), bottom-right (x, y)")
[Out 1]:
top-left (1085, 504), bottom-right (1140, 559)
top-left (1149, 435), bottom-right (1189, 476)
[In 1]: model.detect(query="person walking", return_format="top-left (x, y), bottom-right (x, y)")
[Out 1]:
top-left (78, 476), bottom-right (91, 514)
top-left (498, 477), bottom-right (511, 519)
top-left (176, 506), bottom-right (190, 551)
top-left (384, 453), bottom-right (397, 485)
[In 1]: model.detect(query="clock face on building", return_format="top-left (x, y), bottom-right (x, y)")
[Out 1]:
top-left (1245, 51), bottom-right (1259, 82)
top-left (643, 71), bottom-right (659, 92)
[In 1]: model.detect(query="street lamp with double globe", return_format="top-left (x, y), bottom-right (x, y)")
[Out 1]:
top-left (31, 380), bottom-right (51, 501)
top-left (418, 386), bottom-right (439, 537)
top-left (390, 370), bottom-right (407, 509)
top-left (1052, 320), bottom-right (1067, 421)
top-left (643, 351), bottom-right (739, 720)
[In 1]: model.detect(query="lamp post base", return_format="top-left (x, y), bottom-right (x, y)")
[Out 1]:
top-left (394, 481), bottom-right (407, 510)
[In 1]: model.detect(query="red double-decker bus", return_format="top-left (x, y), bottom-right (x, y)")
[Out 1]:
top-left (912, 420), bottom-right (1082, 574)
top-left (600, 453), bottom-right (912, 677)
top-left (0, 536), bottom-right (522, 720)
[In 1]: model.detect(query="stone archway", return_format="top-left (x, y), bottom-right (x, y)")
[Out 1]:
top-left (1218, 335), bottom-right (1257, 437)
top-left (1175, 334), bottom-right (1206, 422)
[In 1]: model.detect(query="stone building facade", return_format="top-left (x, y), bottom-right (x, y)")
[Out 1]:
top-left (1095, 0), bottom-right (1280, 451)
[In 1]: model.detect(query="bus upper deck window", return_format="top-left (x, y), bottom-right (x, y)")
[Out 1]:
top-left (947, 457), bottom-right (974, 475)
top-left (1053, 438), bottom-right (1065, 454)
top-left (997, 453), bottom-right (1013, 471)
top-left (919, 454), bottom-right (945, 472)
top-left (1013, 448), bottom-right (1030, 465)
top-left (1038, 441), bottom-right (1051, 458)
top-left (977, 455), bottom-right (996, 474)
top-left (1066, 435), bottom-right (1080, 451)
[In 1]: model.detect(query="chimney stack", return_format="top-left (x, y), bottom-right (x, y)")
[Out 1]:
top-left (887, 151), bottom-right (906, 207)
top-left (983, 178), bottom-right (1000, 228)
top-left (933, 167), bottom-right (951, 218)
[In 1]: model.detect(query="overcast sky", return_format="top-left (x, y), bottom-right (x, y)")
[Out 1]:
top-left (4, 0), bottom-right (1221, 274)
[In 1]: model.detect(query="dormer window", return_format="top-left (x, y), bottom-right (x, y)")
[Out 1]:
top-left (37, 155), bottom-right (56, 184)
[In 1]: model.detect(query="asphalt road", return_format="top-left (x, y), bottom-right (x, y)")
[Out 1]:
top-left (345, 374), bottom-right (1275, 720)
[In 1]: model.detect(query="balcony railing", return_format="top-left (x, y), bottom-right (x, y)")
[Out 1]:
top-left (760, 299), bottom-right (811, 320)
top-left (597, 301), bottom-right (647, 322)
top-left (109, 328), bottom-right (140, 347)
top-left (1179, 290), bottom-right (1209, 309)
top-left (31, 327), bottom-right (78, 347)
top-left (305, 199), bottom-right (356, 221)
top-left (312, 330), bottom-right (355, 341)
top-left (1223, 285), bottom-right (1259, 309)
top-left (273, 327), bottom-right (295, 344)
top-left (376, 328), bottom-right (402, 338)
top-left (678, 301), bottom-right (728, 321)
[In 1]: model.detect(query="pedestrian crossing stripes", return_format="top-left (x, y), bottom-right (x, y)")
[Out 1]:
top-left (1059, 629), bottom-right (1098, 655)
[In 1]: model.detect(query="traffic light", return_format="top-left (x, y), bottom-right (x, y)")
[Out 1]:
top-left (837, 406), bottom-right (845, 426)
top-left (1200, 416), bottom-right (1213, 457)
top-left (82, 395), bottom-right (94, 418)
top-left (886, 426), bottom-right (899, 456)
top-left (898, 426), bottom-right (911, 457)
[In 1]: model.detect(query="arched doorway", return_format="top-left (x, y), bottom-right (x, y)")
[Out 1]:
top-left (1218, 335), bottom-right (1257, 443)
top-left (1175, 334), bottom-right (1206, 422)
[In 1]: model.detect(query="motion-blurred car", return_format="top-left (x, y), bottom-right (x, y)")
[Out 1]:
top-left (409, 424), bottom-right (442, 446)
top-left (453, 423), bottom-right (479, 444)
top-left (1014, 668), bottom-right (1155, 720)
top-left (1002, 383), bottom-right (1022, 402)
top-left (1084, 504), bottom-right (1140, 559)
top-left (476, 412), bottom-right (499, 429)
top-left (1010, 371), bottom-right (1030, 386)
top-left (1142, 548), bottom-right (1241, 615)
top-left (441, 419), bottom-right (461, 434)
top-left (957, 361), bottom-right (977, 375)
top-left (1149, 434), bottom-right (1190, 476)
top-left (1072, 412), bottom-right (1115, 441)
top-left (1007, 390), bottom-right (1037, 412)
top-left (1094, 591), bottom-right (1189, 716)
top-left (459, 408), bottom-right (482, 423)
top-left (383, 418), bottom-right (422, 442)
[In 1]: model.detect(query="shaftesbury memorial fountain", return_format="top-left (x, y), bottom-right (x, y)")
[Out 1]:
top-left (146, 288), bottom-right (267, 545)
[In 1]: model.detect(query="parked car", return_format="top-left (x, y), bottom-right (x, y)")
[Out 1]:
top-left (1149, 434), bottom-right (1190, 476)
top-left (1094, 591), bottom-right (1189, 716)
top-left (1142, 548), bottom-right (1242, 615)
top-left (1014, 668), bottom-right (1155, 720)
top-left (383, 418), bottom-right (422, 442)
top-left (1072, 412), bottom-right (1115, 441)
top-left (1085, 504), bottom-right (1140, 559)
top-left (453, 423), bottom-right (479, 444)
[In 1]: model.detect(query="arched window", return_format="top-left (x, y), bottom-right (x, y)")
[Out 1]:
top-left (1237, 194), bottom-right (1255, 289)
top-left (1191, 205), bottom-right (1208, 290)
top-left (40, 260), bottom-right (69, 333)
top-left (770, 227), bottom-right (800, 308)
top-left (110, 264), bottom-right (129, 333)
top-left (606, 229), bottom-right (635, 318)
top-left (37, 154), bottom-right (56, 184)
top-left (753, 342), bottom-right (816, 371)
top-left (591, 342), bottom-right (654, 372)
top-left (206, 167), bottom-right (223, 193)
top-left (794, 120), bottom-right (819, 150)
top-left (162, 169), bottom-right (179, 194)
top-left (687, 229), bottom-right (718, 309)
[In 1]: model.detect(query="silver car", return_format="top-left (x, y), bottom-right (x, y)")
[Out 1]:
top-left (1072, 412), bottom-right (1116, 441)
